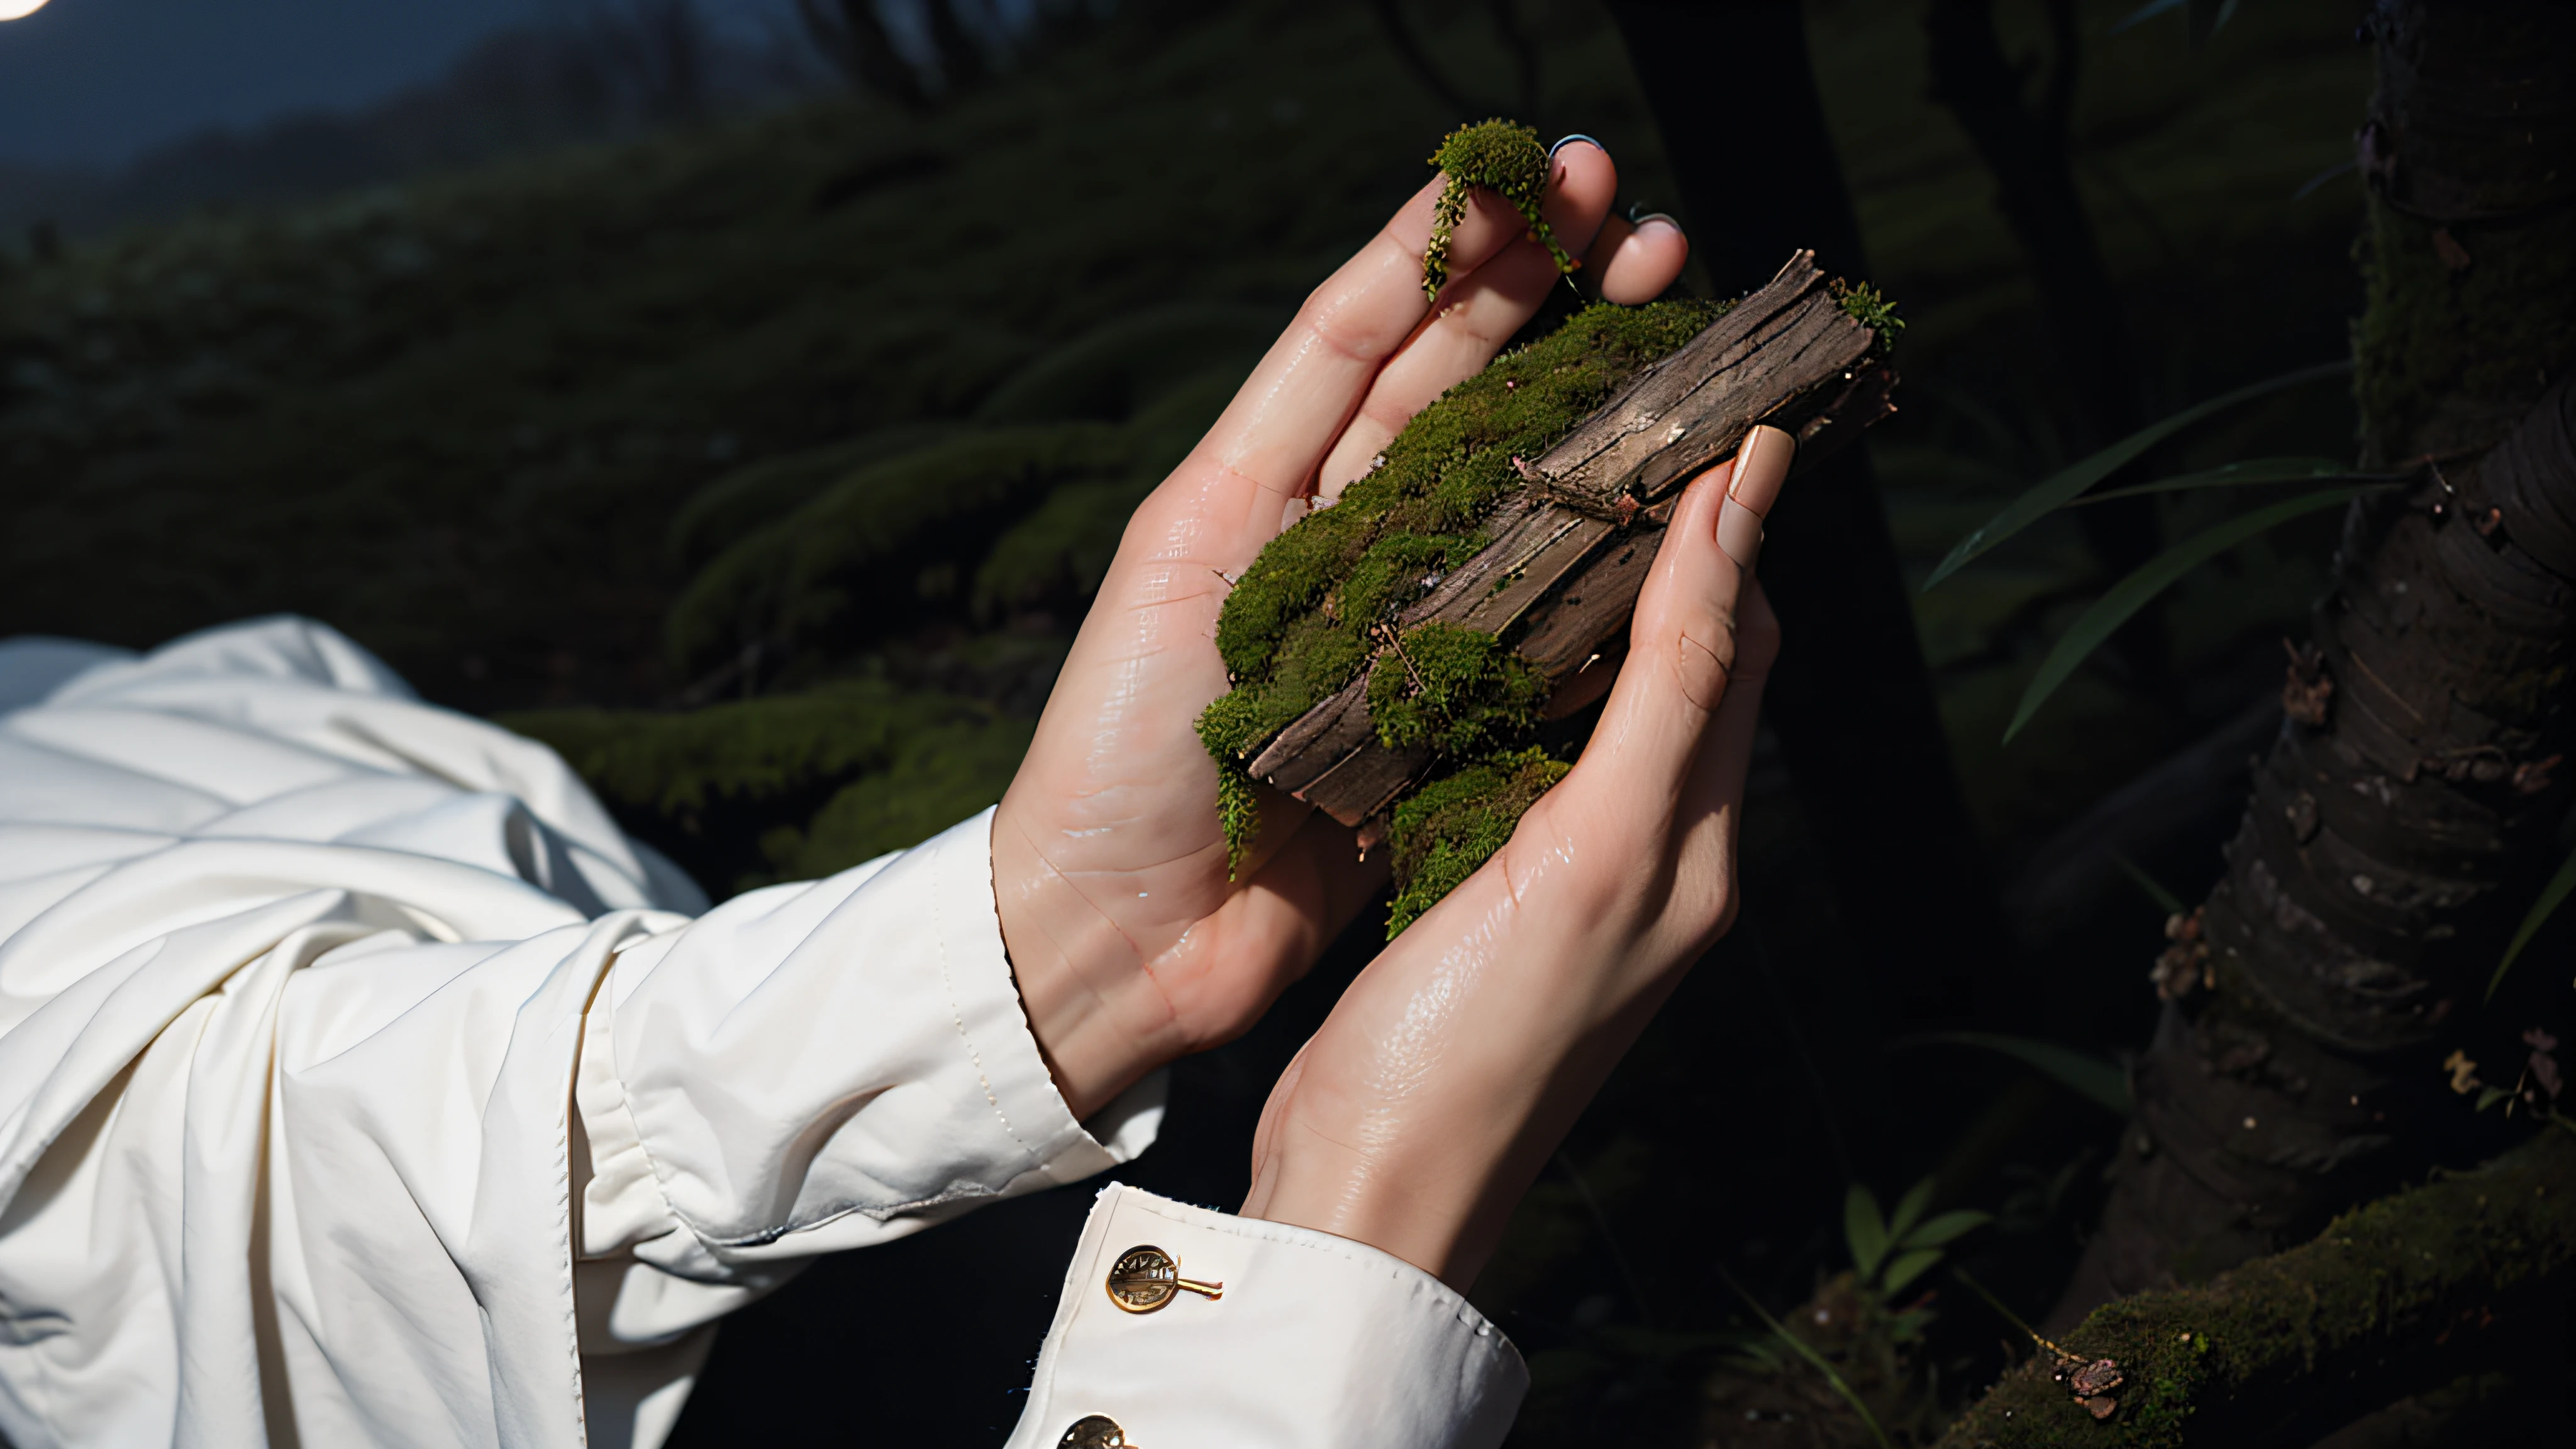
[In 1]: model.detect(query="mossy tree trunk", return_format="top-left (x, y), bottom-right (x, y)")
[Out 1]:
top-left (1941, 1128), bottom-right (2576, 1448)
top-left (2051, 0), bottom-right (2576, 1326)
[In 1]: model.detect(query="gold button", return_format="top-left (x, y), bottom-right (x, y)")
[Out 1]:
top-left (1104, 1244), bottom-right (1223, 1313)
top-left (1058, 1414), bottom-right (1133, 1448)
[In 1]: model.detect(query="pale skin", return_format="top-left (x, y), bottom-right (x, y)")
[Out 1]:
top-left (992, 137), bottom-right (1785, 1290)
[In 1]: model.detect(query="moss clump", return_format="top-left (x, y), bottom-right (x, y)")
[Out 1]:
top-left (1385, 748), bottom-right (1571, 935)
top-left (1423, 119), bottom-right (1576, 301)
top-left (1213, 296), bottom-right (1721, 708)
top-left (1367, 621), bottom-right (1548, 753)
top-left (1196, 688), bottom-right (1269, 877)
top-left (1197, 296), bottom-right (1721, 883)
top-left (1833, 279), bottom-right (1905, 345)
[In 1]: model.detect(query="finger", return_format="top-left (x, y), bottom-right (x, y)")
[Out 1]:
top-left (1680, 580), bottom-right (1776, 822)
top-left (1590, 213), bottom-right (1689, 305)
top-left (1124, 172), bottom-right (1559, 581)
top-left (1570, 425), bottom-right (1794, 812)
top-left (1314, 138), bottom-right (1626, 500)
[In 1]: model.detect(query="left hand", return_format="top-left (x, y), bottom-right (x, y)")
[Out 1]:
top-left (992, 140), bottom-right (1690, 1119)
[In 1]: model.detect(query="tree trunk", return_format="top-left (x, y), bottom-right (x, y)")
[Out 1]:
top-left (2051, 0), bottom-right (2576, 1327)
top-left (1603, 0), bottom-right (2009, 1028)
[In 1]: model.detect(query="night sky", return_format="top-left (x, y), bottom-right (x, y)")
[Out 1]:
top-left (0, 0), bottom-right (575, 167)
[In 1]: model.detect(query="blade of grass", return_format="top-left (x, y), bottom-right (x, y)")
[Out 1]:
top-left (2005, 486), bottom-right (2375, 742)
top-left (2110, 850), bottom-right (2185, 915)
top-left (1882, 1248), bottom-right (1945, 1296)
top-left (2064, 457), bottom-right (2359, 506)
top-left (1715, 1265), bottom-right (1894, 1449)
top-left (1952, 1265), bottom-right (2071, 1362)
top-left (1901, 1209), bottom-right (1995, 1251)
top-left (1892, 1031), bottom-right (2132, 1114)
top-left (1922, 359), bottom-right (2352, 591)
top-left (2488, 838), bottom-right (2576, 1002)
top-left (1888, 1177), bottom-right (1936, 1242)
top-left (1845, 1184), bottom-right (1890, 1280)
top-left (2111, 0), bottom-right (2188, 33)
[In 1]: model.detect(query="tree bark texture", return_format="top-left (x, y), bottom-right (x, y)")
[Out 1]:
top-left (2053, 0), bottom-right (2576, 1326)
top-left (1941, 1128), bottom-right (2576, 1448)
top-left (1605, 0), bottom-right (2007, 1026)
top-left (1249, 253), bottom-right (1897, 825)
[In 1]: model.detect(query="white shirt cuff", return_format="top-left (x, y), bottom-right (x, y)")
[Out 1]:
top-left (1007, 1184), bottom-right (1528, 1448)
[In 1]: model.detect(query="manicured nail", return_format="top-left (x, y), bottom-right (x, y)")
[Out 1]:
top-left (1716, 426), bottom-right (1794, 570)
top-left (1550, 133), bottom-right (1609, 161)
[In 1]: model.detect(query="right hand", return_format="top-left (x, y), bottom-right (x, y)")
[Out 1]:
top-left (1239, 425), bottom-right (1792, 1289)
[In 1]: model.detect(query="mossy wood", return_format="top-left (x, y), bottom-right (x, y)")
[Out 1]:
top-left (1936, 1128), bottom-right (2576, 1448)
top-left (1212, 251), bottom-right (1894, 885)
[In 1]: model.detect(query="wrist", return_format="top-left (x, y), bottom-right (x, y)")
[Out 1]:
top-left (991, 809), bottom-right (1174, 1121)
top-left (1241, 872), bottom-right (1700, 1286)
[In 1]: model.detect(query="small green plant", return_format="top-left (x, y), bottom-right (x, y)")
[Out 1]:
top-left (1832, 279), bottom-right (1905, 340)
top-left (1921, 358), bottom-right (2414, 741)
top-left (1844, 1177), bottom-right (1992, 1323)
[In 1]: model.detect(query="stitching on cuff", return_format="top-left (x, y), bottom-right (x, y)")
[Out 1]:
top-left (931, 815), bottom-right (1042, 1169)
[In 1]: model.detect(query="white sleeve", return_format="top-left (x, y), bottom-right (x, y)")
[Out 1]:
top-left (570, 806), bottom-right (1531, 1448)
top-left (570, 808), bottom-right (1163, 1327)
top-left (1004, 1185), bottom-right (1529, 1449)
top-left (0, 617), bottom-right (1525, 1449)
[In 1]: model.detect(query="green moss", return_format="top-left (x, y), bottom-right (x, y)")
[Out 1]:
top-left (503, 678), bottom-right (1026, 895)
top-left (1423, 119), bottom-right (1575, 301)
top-left (1199, 294), bottom-right (1721, 929)
top-left (1385, 747), bottom-right (1570, 935)
top-left (663, 423), bottom-right (1133, 672)
top-left (1367, 621), bottom-right (1547, 752)
top-left (1214, 296), bottom-right (1723, 702)
top-left (758, 713), bottom-right (1035, 883)
top-left (1833, 279), bottom-right (1905, 347)
top-left (1195, 687), bottom-right (1270, 874)
top-left (502, 679), bottom-right (953, 818)
top-left (1936, 1130), bottom-right (2576, 1447)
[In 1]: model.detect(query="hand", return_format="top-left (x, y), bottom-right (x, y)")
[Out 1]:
top-left (1238, 425), bottom-right (1792, 1288)
top-left (993, 140), bottom-right (1691, 1119)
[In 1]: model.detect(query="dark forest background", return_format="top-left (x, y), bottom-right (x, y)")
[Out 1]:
top-left (3, 0), bottom-right (2565, 1443)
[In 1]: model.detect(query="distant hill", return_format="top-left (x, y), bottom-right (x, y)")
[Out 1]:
top-left (0, 12), bottom-right (817, 243)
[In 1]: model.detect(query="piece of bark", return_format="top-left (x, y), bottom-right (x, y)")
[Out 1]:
top-left (1246, 250), bottom-right (1898, 825)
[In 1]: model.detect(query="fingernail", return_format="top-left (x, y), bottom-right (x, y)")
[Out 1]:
top-left (1716, 426), bottom-right (1794, 571)
top-left (1726, 426), bottom-right (1794, 516)
top-left (1549, 133), bottom-right (1609, 161)
top-left (1629, 210), bottom-right (1680, 233)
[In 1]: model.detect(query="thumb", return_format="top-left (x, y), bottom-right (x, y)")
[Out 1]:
top-left (1569, 425), bottom-right (1792, 810)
